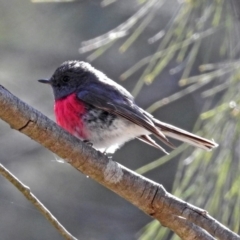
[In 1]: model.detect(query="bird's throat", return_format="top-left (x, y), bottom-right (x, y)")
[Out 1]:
top-left (54, 93), bottom-right (87, 139)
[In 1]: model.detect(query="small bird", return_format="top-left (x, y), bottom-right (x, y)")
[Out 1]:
top-left (38, 61), bottom-right (218, 154)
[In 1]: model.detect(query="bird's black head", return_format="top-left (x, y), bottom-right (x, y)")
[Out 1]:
top-left (38, 61), bottom-right (99, 100)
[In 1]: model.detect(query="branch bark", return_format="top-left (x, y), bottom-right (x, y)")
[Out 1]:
top-left (0, 85), bottom-right (239, 240)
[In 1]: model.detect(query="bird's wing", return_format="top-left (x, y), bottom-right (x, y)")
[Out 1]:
top-left (77, 83), bottom-right (175, 149)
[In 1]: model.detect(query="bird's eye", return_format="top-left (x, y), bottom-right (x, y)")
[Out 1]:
top-left (62, 76), bottom-right (70, 83)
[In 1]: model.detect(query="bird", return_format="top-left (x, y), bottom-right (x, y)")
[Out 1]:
top-left (38, 60), bottom-right (218, 154)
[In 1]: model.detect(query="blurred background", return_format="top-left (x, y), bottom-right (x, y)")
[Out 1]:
top-left (0, 0), bottom-right (240, 239)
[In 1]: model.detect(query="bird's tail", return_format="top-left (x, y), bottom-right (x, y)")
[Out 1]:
top-left (154, 120), bottom-right (218, 151)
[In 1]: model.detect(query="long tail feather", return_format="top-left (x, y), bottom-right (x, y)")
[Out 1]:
top-left (154, 120), bottom-right (218, 151)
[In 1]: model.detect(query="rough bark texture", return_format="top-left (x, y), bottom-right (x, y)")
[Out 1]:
top-left (0, 85), bottom-right (239, 240)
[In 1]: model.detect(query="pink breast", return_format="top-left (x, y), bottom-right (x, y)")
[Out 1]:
top-left (54, 93), bottom-right (86, 139)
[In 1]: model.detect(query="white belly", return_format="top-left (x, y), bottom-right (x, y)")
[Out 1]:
top-left (83, 117), bottom-right (149, 153)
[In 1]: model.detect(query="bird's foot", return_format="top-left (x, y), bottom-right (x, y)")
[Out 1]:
top-left (83, 140), bottom-right (93, 147)
top-left (103, 150), bottom-right (113, 159)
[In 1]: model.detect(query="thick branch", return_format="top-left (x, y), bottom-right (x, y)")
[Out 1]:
top-left (0, 85), bottom-right (239, 240)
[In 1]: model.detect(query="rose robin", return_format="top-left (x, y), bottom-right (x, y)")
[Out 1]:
top-left (38, 61), bottom-right (218, 154)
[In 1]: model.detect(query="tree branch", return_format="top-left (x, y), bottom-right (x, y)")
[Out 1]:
top-left (0, 85), bottom-right (239, 240)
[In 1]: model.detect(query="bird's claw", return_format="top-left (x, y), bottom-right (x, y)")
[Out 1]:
top-left (83, 140), bottom-right (93, 147)
top-left (103, 150), bottom-right (113, 159)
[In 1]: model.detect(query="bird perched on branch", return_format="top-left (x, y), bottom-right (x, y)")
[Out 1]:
top-left (38, 61), bottom-right (218, 154)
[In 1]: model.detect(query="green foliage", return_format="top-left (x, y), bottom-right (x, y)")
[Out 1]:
top-left (137, 1), bottom-right (240, 239)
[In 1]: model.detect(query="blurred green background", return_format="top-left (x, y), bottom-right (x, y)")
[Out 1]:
top-left (0, 0), bottom-right (239, 239)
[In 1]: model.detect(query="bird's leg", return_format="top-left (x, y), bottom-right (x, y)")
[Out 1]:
top-left (103, 149), bottom-right (113, 159)
top-left (83, 140), bottom-right (93, 147)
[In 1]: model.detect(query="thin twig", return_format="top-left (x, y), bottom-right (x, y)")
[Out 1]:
top-left (0, 163), bottom-right (77, 240)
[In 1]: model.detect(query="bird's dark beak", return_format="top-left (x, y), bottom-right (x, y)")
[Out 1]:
top-left (38, 78), bottom-right (51, 84)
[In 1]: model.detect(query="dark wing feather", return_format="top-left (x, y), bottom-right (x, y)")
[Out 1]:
top-left (77, 83), bottom-right (175, 149)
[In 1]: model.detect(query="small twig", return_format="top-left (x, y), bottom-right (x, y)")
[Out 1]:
top-left (0, 163), bottom-right (77, 240)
